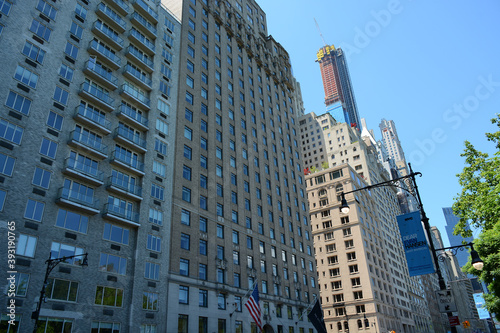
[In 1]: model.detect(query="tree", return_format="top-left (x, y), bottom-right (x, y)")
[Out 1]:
top-left (452, 114), bottom-right (500, 317)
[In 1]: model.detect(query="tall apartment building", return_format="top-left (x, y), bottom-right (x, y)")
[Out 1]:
top-left (316, 45), bottom-right (360, 128)
top-left (0, 0), bottom-right (182, 331)
top-left (163, 0), bottom-right (318, 332)
top-left (300, 113), bottom-right (434, 332)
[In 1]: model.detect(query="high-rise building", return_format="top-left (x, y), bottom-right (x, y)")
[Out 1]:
top-left (316, 45), bottom-right (360, 128)
top-left (379, 118), bottom-right (406, 170)
top-left (443, 207), bottom-right (473, 268)
top-left (300, 113), bottom-right (434, 333)
top-left (0, 0), bottom-right (181, 331)
top-left (163, 0), bottom-right (318, 332)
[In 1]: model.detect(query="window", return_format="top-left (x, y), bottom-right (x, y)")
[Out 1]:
top-left (23, 199), bottom-right (44, 222)
top-left (179, 286), bottom-right (189, 304)
top-left (181, 209), bottom-right (190, 226)
top-left (149, 208), bottom-right (163, 225)
top-left (180, 258), bottom-right (189, 276)
top-left (182, 187), bottom-right (191, 202)
top-left (199, 239), bottom-right (207, 255)
top-left (181, 233), bottom-right (190, 250)
top-left (12, 272), bottom-right (29, 297)
top-left (13, 65), bottom-right (38, 89)
top-left (53, 86), bottom-right (69, 105)
top-left (145, 262), bottom-right (160, 280)
top-left (0, 153), bottom-right (15, 176)
top-left (32, 167), bottom-right (51, 189)
top-left (217, 224), bottom-right (224, 238)
top-left (0, 119), bottom-right (23, 144)
top-left (218, 293), bottom-right (226, 309)
top-left (184, 126), bottom-right (193, 140)
top-left (199, 216), bottom-right (207, 232)
top-left (16, 233), bottom-right (37, 257)
top-left (103, 223), bottom-right (129, 245)
top-left (50, 242), bottom-right (84, 265)
top-left (151, 183), bottom-right (164, 200)
top-left (183, 165), bottom-right (192, 180)
top-left (147, 234), bottom-right (161, 252)
top-left (40, 138), bottom-right (58, 159)
top-left (99, 253), bottom-right (127, 275)
top-left (64, 41), bottom-right (79, 59)
top-left (199, 289), bottom-right (208, 307)
top-left (184, 145), bottom-right (192, 159)
top-left (0, 0), bottom-right (12, 15)
top-left (178, 315), bottom-right (189, 333)
top-left (36, 0), bottom-right (57, 20)
top-left (69, 21), bottom-right (83, 39)
top-left (199, 263), bottom-right (207, 280)
top-left (30, 19), bottom-right (52, 41)
top-left (46, 278), bottom-right (78, 302)
top-left (143, 292), bottom-right (159, 310)
top-left (5, 91), bottom-right (32, 116)
top-left (46, 111), bottom-right (63, 131)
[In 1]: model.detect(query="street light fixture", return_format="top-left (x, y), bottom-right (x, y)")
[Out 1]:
top-left (338, 163), bottom-right (481, 333)
top-left (32, 252), bottom-right (88, 333)
top-left (435, 242), bottom-right (484, 271)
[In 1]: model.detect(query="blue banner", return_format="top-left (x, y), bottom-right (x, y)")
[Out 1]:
top-left (397, 211), bottom-right (435, 276)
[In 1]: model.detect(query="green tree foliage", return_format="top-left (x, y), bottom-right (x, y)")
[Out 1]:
top-left (452, 114), bottom-right (500, 317)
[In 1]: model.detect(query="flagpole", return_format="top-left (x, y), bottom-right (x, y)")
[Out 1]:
top-left (230, 279), bottom-right (258, 318)
top-left (295, 296), bottom-right (319, 325)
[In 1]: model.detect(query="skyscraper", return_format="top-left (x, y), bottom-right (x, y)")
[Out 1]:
top-left (379, 118), bottom-right (406, 169)
top-left (443, 207), bottom-right (473, 268)
top-left (164, 0), bottom-right (318, 332)
top-left (0, 0), bottom-right (181, 331)
top-left (316, 45), bottom-right (360, 128)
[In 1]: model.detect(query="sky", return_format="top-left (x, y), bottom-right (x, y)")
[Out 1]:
top-left (258, 1), bottom-right (500, 247)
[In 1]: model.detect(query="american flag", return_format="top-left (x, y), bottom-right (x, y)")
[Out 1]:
top-left (245, 284), bottom-right (262, 332)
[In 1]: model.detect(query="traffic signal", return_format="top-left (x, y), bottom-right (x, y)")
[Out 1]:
top-left (462, 320), bottom-right (470, 328)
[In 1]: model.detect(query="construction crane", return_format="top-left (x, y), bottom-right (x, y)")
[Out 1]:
top-left (314, 17), bottom-right (327, 46)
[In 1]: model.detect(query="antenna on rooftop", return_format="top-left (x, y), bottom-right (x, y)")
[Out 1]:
top-left (314, 17), bottom-right (327, 46)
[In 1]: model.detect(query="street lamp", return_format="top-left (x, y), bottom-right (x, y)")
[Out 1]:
top-left (338, 163), bottom-right (479, 333)
top-left (435, 242), bottom-right (484, 271)
top-left (32, 252), bottom-right (88, 333)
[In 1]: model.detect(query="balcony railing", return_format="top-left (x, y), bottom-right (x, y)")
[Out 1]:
top-left (103, 203), bottom-right (140, 224)
top-left (74, 103), bottom-right (112, 133)
top-left (115, 126), bottom-right (147, 149)
top-left (131, 12), bottom-right (157, 38)
top-left (96, 2), bottom-right (126, 32)
top-left (111, 150), bottom-right (145, 173)
top-left (70, 130), bottom-right (108, 156)
top-left (93, 20), bottom-right (124, 49)
top-left (108, 175), bottom-right (142, 197)
top-left (117, 103), bottom-right (149, 130)
top-left (125, 45), bottom-right (153, 71)
top-left (121, 83), bottom-right (150, 108)
top-left (65, 157), bottom-right (104, 183)
top-left (84, 60), bottom-right (118, 89)
top-left (88, 40), bottom-right (121, 68)
top-left (81, 81), bottom-right (115, 109)
top-left (57, 187), bottom-right (100, 210)
top-left (133, 0), bottom-right (158, 23)
top-left (123, 63), bottom-right (152, 89)
top-left (103, 0), bottom-right (129, 16)
top-left (129, 28), bottom-right (155, 54)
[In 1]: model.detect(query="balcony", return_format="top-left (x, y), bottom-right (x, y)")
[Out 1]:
top-left (123, 64), bottom-right (152, 91)
top-left (92, 20), bottom-right (124, 51)
top-left (132, 0), bottom-right (158, 23)
top-left (96, 2), bottom-right (126, 32)
top-left (56, 187), bottom-right (100, 215)
top-left (110, 150), bottom-right (145, 175)
top-left (68, 130), bottom-right (108, 160)
top-left (120, 83), bottom-right (150, 110)
top-left (125, 45), bottom-right (153, 73)
top-left (79, 81), bottom-right (115, 112)
top-left (114, 126), bottom-right (147, 153)
top-left (63, 157), bottom-right (104, 186)
top-left (107, 175), bottom-right (143, 201)
top-left (88, 40), bottom-right (121, 70)
top-left (103, 0), bottom-right (129, 16)
top-left (73, 104), bottom-right (112, 135)
top-left (129, 28), bottom-right (155, 55)
top-left (83, 60), bottom-right (118, 91)
top-left (117, 103), bottom-right (149, 131)
top-left (130, 12), bottom-right (157, 39)
top-left (102, 203), bottom-right (140, 227)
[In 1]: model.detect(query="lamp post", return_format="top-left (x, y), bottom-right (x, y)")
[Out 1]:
top-left (339, 164), bottom-right (483, 333)
top-left (32, 252), bottom-right (88, 333)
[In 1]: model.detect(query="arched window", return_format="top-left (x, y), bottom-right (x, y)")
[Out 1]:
top-left (344, 321), bottom-right (349, 331)
top-left (318, 189), bottom-right (327, 197)
top-left (337, 322), bottom-right (342, 331)
top-left (358, 319), bottom-right (363, 329)
top-left (365, 319), bottom-right (370, 328)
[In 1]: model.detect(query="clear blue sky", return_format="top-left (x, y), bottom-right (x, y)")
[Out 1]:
top-left (259, 1), bottom-right (500, 246)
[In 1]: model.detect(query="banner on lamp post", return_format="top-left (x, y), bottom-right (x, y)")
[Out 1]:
top-left (396, 211), bottom-right (435, 276)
